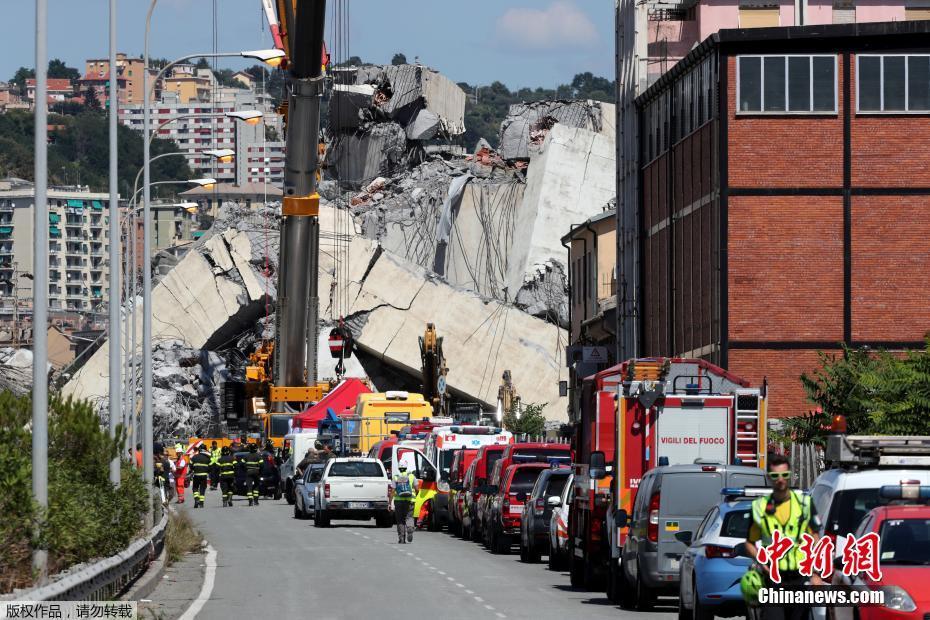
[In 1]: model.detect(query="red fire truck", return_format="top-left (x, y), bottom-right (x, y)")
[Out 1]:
top-left (567, 357), bottom-right (767, 597)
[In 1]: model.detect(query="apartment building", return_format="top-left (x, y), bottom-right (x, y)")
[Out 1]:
top-left (81, 53), bottom-right (148, 105)
top-left (634, 20), bottom-right (930, 417)
top-left (562, 208), bottom-right (618, 388)
top-left (613, 0), bottom-right (927, 362)
top-left (0, 182), bottom-right (112, 317)
top-left (120, 90), bottom-right (266, 185)
top-left (245, 141), bottom-right (285, 185)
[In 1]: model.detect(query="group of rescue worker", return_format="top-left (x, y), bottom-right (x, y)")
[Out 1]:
top-left (153, 441), bottom-right (275, 508)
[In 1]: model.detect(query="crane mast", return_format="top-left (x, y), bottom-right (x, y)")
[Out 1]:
top-left (271, 0), bottom-right (327, 408)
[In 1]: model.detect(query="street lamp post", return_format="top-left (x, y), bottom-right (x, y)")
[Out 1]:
top-left (108, 0), bottom-right (121, 487)
top-left (32, 0), bottom-right (49, 579)
top-left (143, 0), bottom-right (284, 527)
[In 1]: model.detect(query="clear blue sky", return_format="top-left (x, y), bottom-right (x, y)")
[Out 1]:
top-left (1, 0), bottom-right (615, 89)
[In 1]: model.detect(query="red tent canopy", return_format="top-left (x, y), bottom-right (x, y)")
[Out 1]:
top-left (291, 378), bottom-right (371, 430)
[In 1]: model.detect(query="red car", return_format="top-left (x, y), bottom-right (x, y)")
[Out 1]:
top-left (448, 448), bottom-right (478, 536)
top-left (486, 462), bottom-right (549, 554)
top-left (833, 484), bottom-right (930, 620)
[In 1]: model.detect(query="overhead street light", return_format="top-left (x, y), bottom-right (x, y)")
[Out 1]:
top-left (225, 110), bottom-right (263, 125)
top-left (143, 0), bottom-right (287, 526)
top-left (187, 178), bottom-right (218, 190)
top-left (203, 149), bottom-right (235, 164)
top-left (241, 48), bottom-right (286, 68)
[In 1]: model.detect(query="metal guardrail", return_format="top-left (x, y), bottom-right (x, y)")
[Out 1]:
top-left (0, 514), bottom-right (168, 602)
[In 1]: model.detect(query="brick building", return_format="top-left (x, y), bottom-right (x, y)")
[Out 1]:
top-left (635, 21), bottom-right (930, 417)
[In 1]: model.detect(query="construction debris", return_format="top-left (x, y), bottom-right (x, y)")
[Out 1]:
top-left (326, 64), bottom-right (467, 189)
top-left (0, 347), bottom-right (37, 396)
top-left (499, 99), bottom-right (615, 161)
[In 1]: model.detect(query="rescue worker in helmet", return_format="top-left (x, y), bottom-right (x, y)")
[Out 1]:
top-left (189, 444), bottom-right (213, 508)
top-left (243, 443), bottom-right (264, 506)
top-left (217, 446), bottom-right (238, 507)
top-left (391, 462), bottom-right (419, 544)
top-left (209, 440), bottom-right (221, 490)
top-left (741, 453), bottom-right (823, 620)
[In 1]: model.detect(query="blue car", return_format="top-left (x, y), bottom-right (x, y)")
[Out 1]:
top-left (678, 488), bottom-right (770, 620)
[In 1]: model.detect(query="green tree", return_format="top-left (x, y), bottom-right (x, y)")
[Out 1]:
top-left (47, 58), bottom-right (80, 82)
top-left (195, 57), bottom-right (211, 70)
top-left (503, 401), bottom-right (547, 438)
top-left (83, 87), bottom-right (101, 111)
top-left (391, 52), bottom-right (407, 66)
top-left (0, 391), bottom-right (147, 592)
top-left (335, 55), bottom-right (365, 68)
top-left (787, 339), bottom-right (930, 444)
top-left (10, 67), bottom-right (35, 95)
top-left (0, 110), bottom-right (192, 196)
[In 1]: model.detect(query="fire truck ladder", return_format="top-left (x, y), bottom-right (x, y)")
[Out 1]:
top-left (734, 389), bottom-right (763, 466)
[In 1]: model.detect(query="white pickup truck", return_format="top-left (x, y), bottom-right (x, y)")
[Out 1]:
top-left (313, 457), bottom-right (392, 528)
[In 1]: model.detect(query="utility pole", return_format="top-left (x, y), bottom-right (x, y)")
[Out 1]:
top-left (108, 0), bottom-right (121, 486)
top-left (32, 0), bottom-right (49, 580)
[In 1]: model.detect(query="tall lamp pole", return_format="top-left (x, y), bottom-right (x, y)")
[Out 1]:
top-left (108, 0), bottom-right (121, 487)
top-left (32, 0), bottom-right (49, 579)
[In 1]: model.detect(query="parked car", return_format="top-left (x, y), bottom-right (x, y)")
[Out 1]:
top-left (480, 443), bottom-right (572, 544)
top-left (678, 487), bottom-right (769, 620)
top-left (520, 466), bottom-right (572, 563)
top-left (619, 463), bottom-right (768, 610)
top-left (809, 435), bottom-right (930, 620)
top-left (548, 473), bottom-right (574, 571)
top-left (313, 457), bottom-right (392, 527)
top-left (466, 444), bottom-right (509, 543)
top-left (293, 463), bottom-right (326, 520)
top-left (486, 462), bottom-right (549, 554)
top-left (460, 459), bottom-right (480, 540)
top-left (448, 448), bottom-right (479, 537)
top-left (831, 483), bottom-right (930, 620)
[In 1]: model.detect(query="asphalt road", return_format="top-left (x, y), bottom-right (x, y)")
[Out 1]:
top-left (181, 493), bottom-right (679, 620)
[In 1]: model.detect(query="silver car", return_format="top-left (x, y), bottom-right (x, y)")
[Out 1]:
top-left (548, 473), bottom-right (573, 570)
top-left (293, 464), bottom-right (325, 520)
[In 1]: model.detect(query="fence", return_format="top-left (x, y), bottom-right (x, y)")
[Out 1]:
top-left (0, 514), bottom-right (167, 603)
top-left (789, 443), bottom-right (824, 489)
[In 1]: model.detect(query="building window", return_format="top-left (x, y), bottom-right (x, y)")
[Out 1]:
top-left (739, 6), bottom-right (780, 27)
top-left (737, 55), bottom-right (837, 113)
top-left (905, 6), bottom-right (930, 19)
top-left (857, 54), bottom-right (930, 112)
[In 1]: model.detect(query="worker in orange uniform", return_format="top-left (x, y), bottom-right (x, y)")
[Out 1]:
top-left (174, 443), bottom-right (189, 504)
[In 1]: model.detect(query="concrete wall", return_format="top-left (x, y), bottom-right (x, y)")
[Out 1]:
top-left (509, 124), bottom-right (616, 297)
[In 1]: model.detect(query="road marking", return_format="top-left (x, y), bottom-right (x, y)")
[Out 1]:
top-left (446, 577), bottom-right (454, 582)
top-left (465, 589), bottom-right (474, 594)
top-left (484, 605), bottom-right (495, 611)
top-left (178, 544), bottom-right (216, 620)
top-left (495, 613), bottom-right (506, 619)
top-left (474, 597), bottom-right (484, 603)
top-left (455, 583), bottom-right (465, 588)
top-left (437, 570), bottom-right (446, 575)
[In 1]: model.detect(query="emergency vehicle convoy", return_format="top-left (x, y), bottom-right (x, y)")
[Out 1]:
top-left (567, 358), bottom-right (767, 598)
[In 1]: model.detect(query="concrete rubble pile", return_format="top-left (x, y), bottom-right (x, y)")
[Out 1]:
top-left (327, 64), bottom-right (467, 189)
top-left (0, 347), bottom-right (36, 395)
top-left (63, 202), bottom-right (281, 430)
top-left (150, 340), bottom-right (230, 438)
top-left (341, 99), bottom-right (616, 328)
top-left (498, 99), bottom-right (614, 161)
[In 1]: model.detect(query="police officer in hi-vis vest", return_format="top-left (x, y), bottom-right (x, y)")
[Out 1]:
top-left (742, 453), bottom-right (824, 620)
